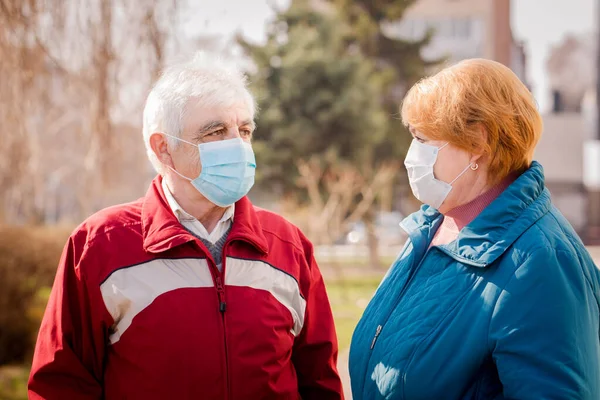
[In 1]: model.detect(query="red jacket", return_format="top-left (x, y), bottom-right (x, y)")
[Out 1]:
top-left (29, 177), bottom-right (343, 399)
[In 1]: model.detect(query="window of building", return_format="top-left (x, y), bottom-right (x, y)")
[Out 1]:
top-left (453, 18), bottom-right (471, 38)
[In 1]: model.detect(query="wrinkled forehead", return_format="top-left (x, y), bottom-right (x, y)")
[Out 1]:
top-left (182, 101), bottom-right (255, 132)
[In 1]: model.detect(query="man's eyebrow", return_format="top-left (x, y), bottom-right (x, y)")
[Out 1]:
top-left (195, 120), bottom-right (226, 135)
top-left (241, 119), bottom-right (256, 130)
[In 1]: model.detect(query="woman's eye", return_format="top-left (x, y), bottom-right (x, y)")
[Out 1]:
top-left (415, 136), bottom-right (425, 143)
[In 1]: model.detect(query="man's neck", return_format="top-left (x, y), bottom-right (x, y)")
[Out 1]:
top-left (165, 178), bottom-right (227, 234)
top-left (191, 203), bottom-right (227, 235)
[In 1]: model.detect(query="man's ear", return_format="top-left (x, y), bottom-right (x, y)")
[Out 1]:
top-left (149, 133), bottom-right (174, 168)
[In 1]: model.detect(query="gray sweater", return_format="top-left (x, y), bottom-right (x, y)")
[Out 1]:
top-left (193, 226), bottom-right (232, 272)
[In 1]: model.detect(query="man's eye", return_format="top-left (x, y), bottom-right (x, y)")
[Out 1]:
top-left (415, 136), bottom-right (425, 143)
top-left (208, 129), bottom-right (226, 136)
top-left (241, 129), bottom-right (252, 136)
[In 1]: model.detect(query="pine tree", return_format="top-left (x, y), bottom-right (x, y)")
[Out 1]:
top-left (238, 0), bottom-right (435, 265)
top-left (331, 0), bottom-right (440, 160)
top-left (238, 0), bottom-right (389, 193)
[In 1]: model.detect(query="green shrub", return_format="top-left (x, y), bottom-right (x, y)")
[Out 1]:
top-left (0, 365), bottom-right (29, 400)
top-left (0, 225), bottom-right (71, 365)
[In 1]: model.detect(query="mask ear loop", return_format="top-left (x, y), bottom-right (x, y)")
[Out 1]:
top-left (159, 133), bottom-right (198, 181)
top-left (162, 132), bottom-right (197, 147)
top-left (450, 162), bottom-right (476, 185)
top-left (167, 165), bottom-right (193, 182)
top-left (438, 142), bottom-right (478, 185)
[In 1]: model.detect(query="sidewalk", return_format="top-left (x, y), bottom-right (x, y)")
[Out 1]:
top-left (338, 349), bottom-right (352, 399)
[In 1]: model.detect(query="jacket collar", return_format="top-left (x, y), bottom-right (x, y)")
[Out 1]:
top-left (401, 161), bottom-right (552, 267)
top-left (142, 176), bottom-right (269, 255)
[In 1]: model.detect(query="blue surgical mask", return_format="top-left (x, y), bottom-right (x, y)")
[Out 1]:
top-left (163, 135), bottom-right (256, 207)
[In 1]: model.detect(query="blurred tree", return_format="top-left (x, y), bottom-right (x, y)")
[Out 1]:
top-left (330, 0), bottom-right (441, 267)
top-left (329, 0), bottom-right (439, 267)
top-left (294, 155), bottom-right (399, 247)
top-left (331, 0), bottom-right (440, 201)
top-left (239, 0), bottom-right (433, 267)
top-left (239, 1), bottom-right (401, 257)
top-left (239, 0), bottom-right (390, 192)
top-left (0, 0), bottom-right (180, 224)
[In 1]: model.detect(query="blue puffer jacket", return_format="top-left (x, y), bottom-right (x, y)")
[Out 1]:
top-left (349, 162), bottom-right (600, 400)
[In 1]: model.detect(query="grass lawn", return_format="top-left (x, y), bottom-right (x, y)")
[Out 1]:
top-left (324, 275), bottom-right (383, 352)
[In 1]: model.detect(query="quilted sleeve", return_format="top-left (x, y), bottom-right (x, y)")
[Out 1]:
top-left (489, 246), bottom-right (600, 399)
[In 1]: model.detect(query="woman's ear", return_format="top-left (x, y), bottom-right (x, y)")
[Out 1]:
top-left (469, 124), bottom-right (488, 165)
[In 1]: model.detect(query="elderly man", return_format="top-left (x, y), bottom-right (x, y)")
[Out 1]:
top-left (28, 53), bottom-right (343, 399)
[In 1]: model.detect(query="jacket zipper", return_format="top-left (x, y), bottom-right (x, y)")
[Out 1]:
top-left (370, 325), bottom-right (382, 349)
top-left (191, 232), bottom-right (247, 400)
top-left (204, 235), bottom-right (260, 400)
top-left (215, 273), bottom-right (229, 400)
top-left (216, 275), bottom-right (227, 312)
top-left (368, 246), bottom-right (430, 350)
top-left (196, 231), bottom-right (228, 400)
top-left (221, 243), bottom-right (233, 400)
top-left (361, 241), bottom-right (433, 397)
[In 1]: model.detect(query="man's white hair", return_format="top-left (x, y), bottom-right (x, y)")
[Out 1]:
top-left (143, 51), bottom-right (256, 174)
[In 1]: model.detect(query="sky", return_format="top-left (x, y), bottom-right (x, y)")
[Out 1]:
top-left (184, 0), bottom-right (597, 113)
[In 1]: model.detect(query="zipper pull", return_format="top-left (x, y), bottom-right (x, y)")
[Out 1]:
top-left (370, 325), bottom-right (383, 349)
top-left (215, 276), bottom-right (227, 313)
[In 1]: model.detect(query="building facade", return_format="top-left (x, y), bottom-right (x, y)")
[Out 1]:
top-left (384, 0), bottom-right (527, 84)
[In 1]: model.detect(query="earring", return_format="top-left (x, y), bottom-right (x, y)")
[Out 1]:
top-left (470, 163), bottom-right (479, 171)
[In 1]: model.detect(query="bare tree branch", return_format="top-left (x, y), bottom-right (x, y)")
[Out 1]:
top-left (296, 154), bottom-right (400, 246)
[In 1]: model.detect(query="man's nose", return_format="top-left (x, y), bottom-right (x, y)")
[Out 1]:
top-left (225, 128), bottom-right (241, 140)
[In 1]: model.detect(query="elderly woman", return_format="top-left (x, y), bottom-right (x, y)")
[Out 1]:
top-left (349, 59), bottom-right (600, 400)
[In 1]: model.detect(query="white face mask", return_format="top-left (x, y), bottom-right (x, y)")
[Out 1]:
top-left (404, 139), bottom-right (473, 210)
